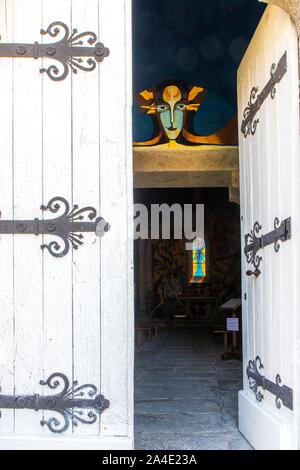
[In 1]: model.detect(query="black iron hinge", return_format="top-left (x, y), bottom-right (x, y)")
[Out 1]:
top-left (0, 196), bottom-right (110, 258)
top-left (0, 373), bottom-right (109, 433)
top-left (244, 217), bottom-right (291, 277)
top-left (247, 357), bottom-right (293, 411)
top-left (241, 51), bottom-right (287, 138)
top-left (0, 21), bottom-right (109, 81)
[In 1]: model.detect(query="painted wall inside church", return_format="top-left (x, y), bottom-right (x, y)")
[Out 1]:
top-left (133, 0), bottom-right (266, 143)
top-left (134, 188), bottom-right (241, 327)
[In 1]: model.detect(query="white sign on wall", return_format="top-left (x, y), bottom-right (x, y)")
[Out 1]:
top-left (226, 317), bottom-right (239, 332)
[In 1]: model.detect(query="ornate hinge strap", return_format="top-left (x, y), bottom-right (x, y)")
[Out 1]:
top-left (247, 357), bottom-right (293, 411)
top-left (0, 373), bottom-right (109, 434)
top-left (0, 21), bottom-right (109, 81)
top-left (241, 51), bottom-right (287, 138)
top-left (244, 217), bottom-right (291, 277)
top-left (0, 196), bottom-right (110, 258)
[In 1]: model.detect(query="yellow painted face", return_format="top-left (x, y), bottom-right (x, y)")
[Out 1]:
top-left (157, 85), bottom-right (186, 140)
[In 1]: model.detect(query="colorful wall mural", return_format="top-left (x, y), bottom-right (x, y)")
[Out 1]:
top-left (134, 80), bottom-right (238, 147)
top-left (133, 0), bottom-right (266, 144)
top-left (134, 188), bottom-right (241, 325)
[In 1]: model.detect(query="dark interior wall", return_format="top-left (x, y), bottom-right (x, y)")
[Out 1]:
top-left (134, 188), bottom-right (241, 326)
top-left (132, 0), bottom-right (266, 142)
top-left (132, 2), bottom-right (262, 324)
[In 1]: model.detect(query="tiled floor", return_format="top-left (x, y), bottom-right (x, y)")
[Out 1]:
top-left (134, 327), bottom-right (252, 450)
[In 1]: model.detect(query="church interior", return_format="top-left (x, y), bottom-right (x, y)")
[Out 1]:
top-left (132, 0), bottom-right (266, 450)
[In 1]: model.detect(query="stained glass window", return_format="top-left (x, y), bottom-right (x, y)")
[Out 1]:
top-left (190, 238), bottom-right (206, 284)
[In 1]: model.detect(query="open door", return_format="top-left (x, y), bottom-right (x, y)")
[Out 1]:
top-left (238, 5), bottom-right (300, 450)
top-left (0, 0), bottom-right (133, 449)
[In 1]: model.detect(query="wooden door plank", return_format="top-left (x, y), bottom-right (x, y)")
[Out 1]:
top-left (99, 0), bottom-right (133, 438)
top-left (12, 0), bottom-right (44, 434)
top-left (41, 0), bottom-right (73, 436)
top-left (71, 0), bottom-right (101, 436)
top-left (0, 0), bottom-right (14, 434)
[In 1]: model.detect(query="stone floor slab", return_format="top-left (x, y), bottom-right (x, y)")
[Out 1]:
top-left (135, 432), bottom-right (230, 450)
top-left (135, 398), bottom-right (221, 415)
top-left (134, 327), bottom-right (252, 451)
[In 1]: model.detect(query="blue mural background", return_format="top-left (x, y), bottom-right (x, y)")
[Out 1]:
top-left (133, 0), bottom-right (266, 142)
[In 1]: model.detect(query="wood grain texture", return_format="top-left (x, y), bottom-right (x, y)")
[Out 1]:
top-left (98, 0), bottom-right (133, 438)
top-left (0, 0), bottom-right (133, 448)
top-left (0, 0), bottom-right (14, 434)
top-left (260, 1), bottom-right (300, 71)
top-left (71, 0), bottom-right (101, 436)
top-left (12, 0), bottom-right (44, 434)
top-left (260, 1), bottom-right (300, 39)
top-left (41, 0), bottom-right (73, 437)
top-left (238, 5), bottom-right (300, 450)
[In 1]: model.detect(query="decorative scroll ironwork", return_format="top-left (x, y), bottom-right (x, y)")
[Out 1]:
top-left (247, 357), bottom-right (293, 411)
top-left (241, 51), bottom-right (287, 138)
top-left (244, 217), bottom-right (291, 277)
top-left (0, 21), bottom-right (109, 81)
top-left (0, 373), bottom-right (109, 433)
top-left (0, 196), bottom-right (110, 258)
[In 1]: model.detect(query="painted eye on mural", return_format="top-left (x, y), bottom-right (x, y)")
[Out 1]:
top-left (175, 103), bottom-right (186, 111)
top-left (134, 81), bottom-right (238, 147)
top-left (156, 104), bottom-right (169, 113)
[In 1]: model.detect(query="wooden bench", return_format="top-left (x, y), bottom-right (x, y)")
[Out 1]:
top-left (135, 322), bottom-right (165, 346)
top-left (135, 326), bottom-right (152, 347)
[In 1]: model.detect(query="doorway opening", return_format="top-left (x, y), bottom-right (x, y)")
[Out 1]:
top-left (132, 0), bottom-right (266, 451)
top-left (134, 187), bottom-right (246, 450)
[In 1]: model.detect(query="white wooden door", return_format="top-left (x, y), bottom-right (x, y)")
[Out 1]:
top-left (238, 5), bottom-right (300, 450)
top-left (0, 0), bottom-right (133, 450)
